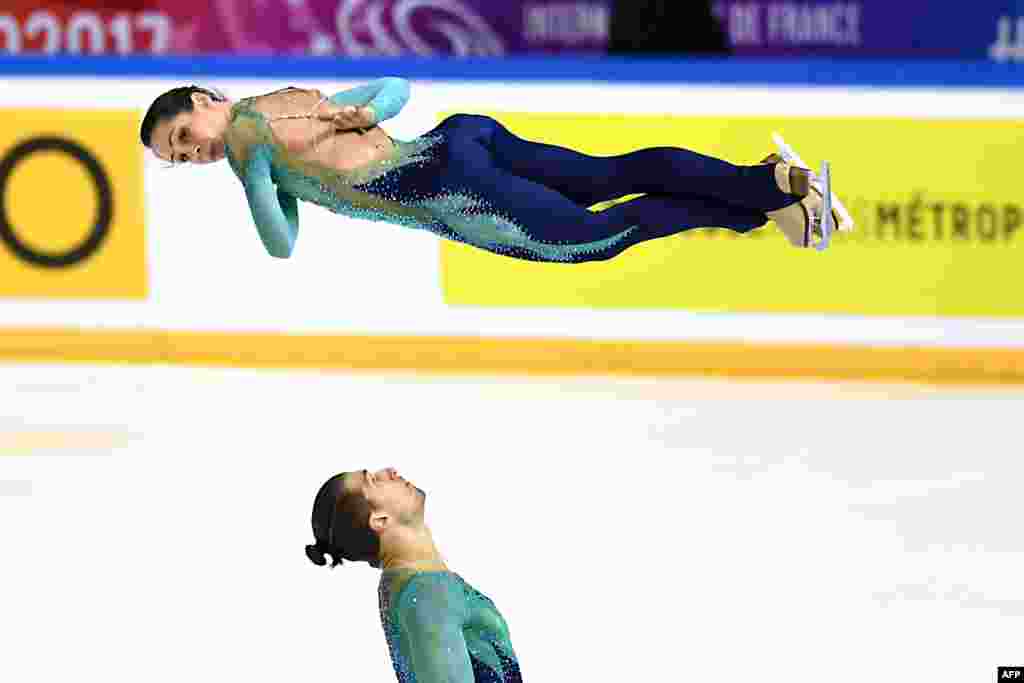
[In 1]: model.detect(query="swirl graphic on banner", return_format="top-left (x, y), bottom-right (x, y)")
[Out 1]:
top-left (336, 0), bottom-right (505, 56)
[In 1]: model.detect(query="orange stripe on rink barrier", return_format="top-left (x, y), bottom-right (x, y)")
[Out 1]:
top-left (0, 327), bottom-right (1022, 385)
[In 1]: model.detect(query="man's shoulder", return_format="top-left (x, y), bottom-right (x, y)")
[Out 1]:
top-left (388, 571), bottom-right (463, 610)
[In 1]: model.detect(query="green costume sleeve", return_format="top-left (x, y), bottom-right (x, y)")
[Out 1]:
top-left (242, 145), bottom-right (299, 258)
top-left (397, 574), bottom-right (475, 683)
top-left (328, 77), bottom-right (411, 125)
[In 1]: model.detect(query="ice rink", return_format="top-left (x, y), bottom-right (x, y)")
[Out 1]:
top-left (1, 364), bottom-right (1021, 683)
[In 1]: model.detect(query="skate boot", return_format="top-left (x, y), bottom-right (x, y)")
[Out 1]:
top-left (762, 152), bottom-right (842, 237)
top-left (769, 133), bottom-right (854, 233)
top-left (759, 152), bottom-right (837, 251)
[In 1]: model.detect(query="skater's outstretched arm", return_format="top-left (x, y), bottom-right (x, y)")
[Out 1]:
top-left (242, 145), bottom-right (299, 258)
top-left (398, 577), bottom-right (475, 683)
top-left (327, 77), bottom-right (410, 127)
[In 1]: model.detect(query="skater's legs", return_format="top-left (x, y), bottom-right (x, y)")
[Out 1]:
top-left (455, 115), bottom-right (799, 212)
top-left (442, 133), bottom-right (766, 258)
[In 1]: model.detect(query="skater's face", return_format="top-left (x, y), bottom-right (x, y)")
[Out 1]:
top-left (148, 92), bottom-right (229, 166)
top-left (348, 467), bottom-right (424, 527)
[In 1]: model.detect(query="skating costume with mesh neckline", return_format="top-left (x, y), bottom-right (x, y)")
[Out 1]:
top-left (224, 77), bottom-right (800, 262)
top-left (378, 569), bottom-right (522, 683)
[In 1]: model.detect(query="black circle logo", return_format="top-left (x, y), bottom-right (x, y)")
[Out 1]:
top-left (0, 136), bottom-right (113, 268)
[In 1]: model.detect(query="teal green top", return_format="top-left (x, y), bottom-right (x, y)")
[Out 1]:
top-left (223, 77), bottom-right (442, 259)
top-left (378, 569), bottom-right (522, 683)
top-left (222, 77), bottom-right (640, 263)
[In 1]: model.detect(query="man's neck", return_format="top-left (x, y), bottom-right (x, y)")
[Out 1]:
top-left (384, 557), bottom-right (449, 572)
top-left (382, 542), bottom-right (449, 571)
top-left (379, 523), bottom-right (449, 571)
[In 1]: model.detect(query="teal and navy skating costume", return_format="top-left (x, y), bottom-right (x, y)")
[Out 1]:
top-left (224, 77), bottom-right (801, 262)
top-left (378, 568), bottom-right (521, 683)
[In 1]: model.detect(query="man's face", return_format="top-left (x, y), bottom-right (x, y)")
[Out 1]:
top-left (347, 467), bottom-right (425, 527)
top-left (148, 93), bottom-right (228, 165)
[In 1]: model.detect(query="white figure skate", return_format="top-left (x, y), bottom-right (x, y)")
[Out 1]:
top-left (763, 153), bottom-right (835, 251)
top-left (771, 132), bottom-right (855, 234)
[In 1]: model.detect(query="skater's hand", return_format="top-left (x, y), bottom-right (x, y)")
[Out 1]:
top-left (322, 105), bottom-right (377, 132)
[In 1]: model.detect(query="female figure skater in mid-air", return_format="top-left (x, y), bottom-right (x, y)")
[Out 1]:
top-left (140, 77), bottom-right (851, 262)
top-left (305, 467), bottom-right (522, 683)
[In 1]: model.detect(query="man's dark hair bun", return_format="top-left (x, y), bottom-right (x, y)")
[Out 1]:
top-left (306, 543), bottom-right (344, 568)
top-left (308, 472), bottom-right (376, 569)
top-left (305, 544), bottom-right (327, 566)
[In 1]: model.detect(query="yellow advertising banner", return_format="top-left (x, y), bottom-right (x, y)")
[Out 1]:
top-left (0, 109), bottom-right (146, 298)
top-left (440, 114), bottom-right (1022, 318)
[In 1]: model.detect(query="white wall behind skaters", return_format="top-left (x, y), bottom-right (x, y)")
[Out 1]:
top-left (1, 77), bottom-right (1024, 346)
top-left (0, 365), bottom-right (1022, 683)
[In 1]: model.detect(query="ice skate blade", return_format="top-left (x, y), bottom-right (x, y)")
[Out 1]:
top-left (772, 132), bottom-right (854, 233)
top-left (810, 161), bottom-right (834, 252)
